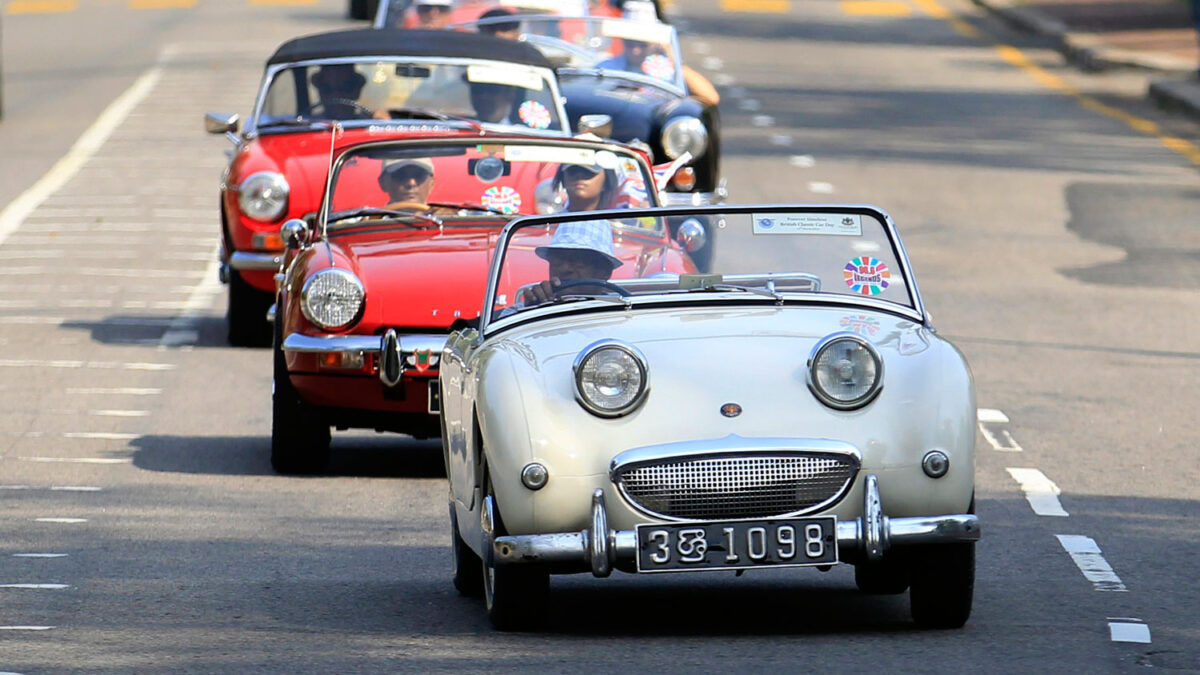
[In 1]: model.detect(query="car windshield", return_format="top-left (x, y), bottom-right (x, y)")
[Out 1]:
top-left (486, 207), bottom-right (919, 325)
top-left (454, 16), bottom-right (684, 92)
top-left (256, 59), bottom-right (563, 131)
top-left (379, 0), bottom-right (589, 29)
top-left (323, 139), bottom-right (657, 229)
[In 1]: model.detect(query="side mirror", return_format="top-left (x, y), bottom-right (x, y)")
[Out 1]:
top-left (675, 218), bottom-right (707, 253)
top-left (578, 114), bottom-right (613, 138)
top-left (204, 112), bottom-right (240, 135)
top-left (280, 218), bottom-right (310, 250)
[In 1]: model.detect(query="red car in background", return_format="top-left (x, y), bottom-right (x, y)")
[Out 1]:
top-left (270, 134), bottom-right (707, 474)
top-left (205, 28), bottom-right (569, 345)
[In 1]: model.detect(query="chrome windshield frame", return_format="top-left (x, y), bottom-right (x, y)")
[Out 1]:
top-left (478, 204), bottom-right (929, 336)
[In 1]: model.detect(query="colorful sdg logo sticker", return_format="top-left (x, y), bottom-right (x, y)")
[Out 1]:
top-left (843, 257), bottom-right (890, 295)
top-left (481, 186), bottom-right (522, 214)
top-left (517, 100), bottom-right (551, 130)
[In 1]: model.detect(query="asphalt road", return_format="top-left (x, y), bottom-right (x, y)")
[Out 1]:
top-left (1, 0), bottom-right (1198, 672)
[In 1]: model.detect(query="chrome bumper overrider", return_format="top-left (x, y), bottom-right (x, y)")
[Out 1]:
top-left (487, 474), bottom-right (980, 577)
top-left (229, 250), bottom-right (282, 271)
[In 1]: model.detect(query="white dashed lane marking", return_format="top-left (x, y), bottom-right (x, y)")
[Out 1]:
top-left (12, 554), bottom-right (69, 558)
top-left (978, 408), bottom-right (1023, 452)
top-left (1108, 620), bottom-right (1152, 643)
top-left (1006, 468), bottom-right (1069, 517)
top-left (21, 457), bottom-right (129, 464)
top-left (0, 584), bottom-right (70, 590)
top-left (1056, 535), bottom-right (1127, 592)
top-left (789, 155), bottom-right (816, 168)
top-left (34, 518), bottom-right (88, 524)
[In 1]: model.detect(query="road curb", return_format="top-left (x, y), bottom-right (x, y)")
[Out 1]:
top-left (970, 0), bottom-right (1197, 74)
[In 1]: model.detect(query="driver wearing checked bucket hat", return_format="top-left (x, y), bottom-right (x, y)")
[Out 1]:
top-left (523, 220), bottom-right (624, 305)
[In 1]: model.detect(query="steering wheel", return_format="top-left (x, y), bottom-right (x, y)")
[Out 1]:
top-left (554, 278), bottom-right (630, 297)
top-left (384, 201), bottom-right (434, 213)
top-left (301, 99), bottom-right (373, 119)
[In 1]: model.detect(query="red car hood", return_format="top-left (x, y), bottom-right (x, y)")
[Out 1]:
top-left (333, 227), bottom-right (503, 330)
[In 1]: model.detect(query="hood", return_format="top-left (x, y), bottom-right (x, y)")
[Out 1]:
top-left (561, 77), bottom-right (677, 148)
top-left (332, 226), bottom-right (503, 330)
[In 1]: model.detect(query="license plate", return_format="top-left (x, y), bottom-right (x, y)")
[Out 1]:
top-left (427, 380), bottom-right (441, 414)
top-left (636, 517), bottom-right (837, 572)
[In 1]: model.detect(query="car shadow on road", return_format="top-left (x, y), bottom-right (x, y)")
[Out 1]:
top-left (59, 314), bottom-right (232, 349)
top-left (130, 433), bottom-right (445, 479)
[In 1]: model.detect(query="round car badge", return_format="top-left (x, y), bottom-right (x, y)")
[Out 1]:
top-left (641, 53), bottom-right (675, 81)
top-left (720, 403), bottom-right (742, 418)
top-left (844, 256), bottom-right (891, 296)
top-left (517, 100), bottom-right (551, 130)
top-left (481, 186), bottom-right (522, 214)
top-left (474, 156), bottom-right (505, 183)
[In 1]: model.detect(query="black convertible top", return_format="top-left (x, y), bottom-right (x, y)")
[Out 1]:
top-left (267, 28), bottom-right (554, 70)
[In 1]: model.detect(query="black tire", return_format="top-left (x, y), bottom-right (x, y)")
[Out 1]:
top-left (270, 324), bottom-right (331, 475)
top-left (481, 470), bottom-right (548, 631)
top-left (227, 269), bottom-right (273, 348)
top-left (854, 550), bottom-right (910, 595)
top-left (909, 542), bottom-right (975, 629)
top-left (348, 0), bottom-right (367, 19)
top-left (451, 505), bottom-right (483, 597)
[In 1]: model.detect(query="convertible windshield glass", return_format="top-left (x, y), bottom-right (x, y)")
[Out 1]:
top-left (379, 0), bottom-right (588, 29)
top-left (324, 140), bottom-right (656, 225)
top-left (257, 59), bottom-right (562, 131)
top-left (455, 16), bottom-right (684, 90)
top-left (487, 209), bottom-right (916, 323)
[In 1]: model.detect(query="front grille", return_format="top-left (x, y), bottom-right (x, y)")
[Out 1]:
top-left (615, 453), bottom-right (858, 520)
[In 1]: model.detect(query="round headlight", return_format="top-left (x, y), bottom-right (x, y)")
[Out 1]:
top-left (301, 269), bottom-right (364, 331)
top-left (238, 171), bottom-right (289, 222)
top-left (808, 333), bottom-right (883, 410)
top-left (573, 340), bottom-right (649, 418)
top-left (661, 116), bottom-right (708, 160)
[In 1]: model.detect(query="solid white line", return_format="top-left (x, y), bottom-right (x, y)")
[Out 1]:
top-left (976, 408), bottom-right (1009, 423)
top-left (13, 554), bottom-right (69, 558)
top-left (0, 584), bottom-right (70, 590)
top-left (1109, 622), bottom-right (1151, 643)
top-left (1006, 468), bottom-right (1068, 516)
top-left (34, 518), bottom-right (88, 524)
top-left (1056, 535), bottom-right (1126, 591)
top-left (0, 63), bottom-right (164, 248)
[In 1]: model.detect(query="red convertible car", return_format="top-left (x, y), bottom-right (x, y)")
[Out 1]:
top-left (271, 133), bottom-right (706, 474)
top-left (205, 28), bottom-right (569, 345)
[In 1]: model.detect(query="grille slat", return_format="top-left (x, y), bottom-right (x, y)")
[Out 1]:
top-left (616, 454), bottom-right (856, 520)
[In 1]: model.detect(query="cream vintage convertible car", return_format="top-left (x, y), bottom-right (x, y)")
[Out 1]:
top-left (439, 204), bottom-right (980, 630)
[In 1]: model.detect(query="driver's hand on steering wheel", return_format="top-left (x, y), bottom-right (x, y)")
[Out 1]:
top-left (524, 278), bottom-right (562, 305)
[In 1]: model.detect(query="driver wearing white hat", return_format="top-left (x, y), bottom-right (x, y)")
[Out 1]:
top-left (524, 220), bottom-right (624, 305)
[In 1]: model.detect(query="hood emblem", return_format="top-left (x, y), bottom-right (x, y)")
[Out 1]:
top-left (720, 403), bottom-right (742, 418)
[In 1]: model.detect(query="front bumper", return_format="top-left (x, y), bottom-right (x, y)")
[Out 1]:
top-left (283, 329), bottom-right (446, 385)
top-left (486, 474), bottom-right (979, 577)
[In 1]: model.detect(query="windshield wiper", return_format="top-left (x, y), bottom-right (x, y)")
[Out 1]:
top-left (326, 207), bottom-right (443, 228)
top-left (426, 202), bottom-right (509, 216)
top-left (692, 283), bottom-right (784, 303)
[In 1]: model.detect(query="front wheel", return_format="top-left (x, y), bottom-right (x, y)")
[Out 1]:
top-left (227, 269), bottom-right (273, 348)
top-left (481, 470), bottom-right (548, 630)
top-left (909, 542), bottom-right (975, 628)
top-left (270, 327), bottom-right (331, 474)
top-left (854, 550), bottom-right (910, 595)
top-left (450, 504), bottom-right (483, 597)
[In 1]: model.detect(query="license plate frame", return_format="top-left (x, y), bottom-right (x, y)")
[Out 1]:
top-left (635, 516), bottom-right (837, 573)
top-left (427, 379), bottom-right (441, 414)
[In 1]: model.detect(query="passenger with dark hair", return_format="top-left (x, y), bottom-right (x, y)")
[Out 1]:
top-left (554, 160), bottom-right (619, 212)
top-left (478, 7), bottom-right (520, 40)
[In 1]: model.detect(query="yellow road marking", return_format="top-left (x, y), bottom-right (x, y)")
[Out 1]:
top-left (841, 1), bottom-right (911, 17)
top-left (6, 0), bottom-right (76, 14)
top-left (720, 0), bottom-right (790, 13)
top-left (916, 0), bottom-right (1200, 166)
top-left (129, 0), bottom-right (195, 7)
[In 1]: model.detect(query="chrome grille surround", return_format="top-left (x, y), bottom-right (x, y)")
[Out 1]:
top-left (611, 438), bottom-right (861, 522)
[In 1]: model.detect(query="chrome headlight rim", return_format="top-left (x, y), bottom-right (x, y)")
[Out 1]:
top-left (300, 268), bottom-right (365, 331)
top-left (661, 116), bottom-right (708, 161)
top-left (238, 171), bottom-right (290, 223)
top-left (807, 332), bottom-right (884, 411)
top-left (572, 339), bottom-right (650, 418)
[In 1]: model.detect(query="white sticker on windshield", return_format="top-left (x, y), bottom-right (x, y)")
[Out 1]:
top-left (466, 65), bottom-right (544, 92)
top-left (504, 145), bottom-right (596, 165)
top-left (600, 19), bottom-right (673, 45)
top-left (751, 213), bottom-right (862, 236)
